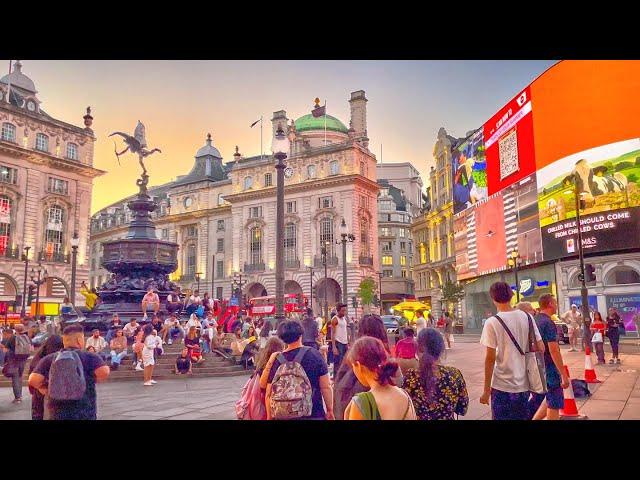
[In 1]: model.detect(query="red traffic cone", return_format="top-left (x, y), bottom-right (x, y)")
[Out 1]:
top-left (560, 365), bottom-right (580, 417)
top-left (584, 346), bottom-right (601, 384)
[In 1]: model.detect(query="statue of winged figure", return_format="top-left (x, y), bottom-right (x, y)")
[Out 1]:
top-left (110, 121), bottom-right (162, 176)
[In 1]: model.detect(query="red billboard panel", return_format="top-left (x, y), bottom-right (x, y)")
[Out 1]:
top-left (484, 86), bottom-right (537, 195)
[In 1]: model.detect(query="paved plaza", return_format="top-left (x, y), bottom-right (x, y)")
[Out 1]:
top-left (2, 338), bottom-right (640, 420)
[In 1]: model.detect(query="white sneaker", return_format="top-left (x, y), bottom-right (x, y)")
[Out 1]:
top-left (143, 381), bottom-right (153, 386)
top-left (143, 314), bottom-right (148, 320)
top-left (135, 363), bottom-right (144, 371)
top-left (167, 339), bottom-right (173, 345)
top-left (150, 380), bottom-right (157, 384)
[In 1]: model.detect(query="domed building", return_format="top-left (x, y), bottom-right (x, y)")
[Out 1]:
top-left (0, 61), bottom-right (104, 313)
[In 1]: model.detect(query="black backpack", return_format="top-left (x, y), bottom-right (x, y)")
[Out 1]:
top-left (571, 379), bottom-right (591, 398)
top-left (48, 350), bottom-right (87, 401)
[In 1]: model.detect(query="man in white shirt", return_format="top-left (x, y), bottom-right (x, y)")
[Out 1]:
top-left (85, 329), bottom-right (109, 360)
top-left (479, 281), bottom-right (545, 420)
top-left (141, 287), bottom-right (160, 320)
top-left (185, 290), bottom-right (201, 316)
top-left (415, 310), bottom-right (427, 335)
top-left (561, 304), bottom-right (582, 352)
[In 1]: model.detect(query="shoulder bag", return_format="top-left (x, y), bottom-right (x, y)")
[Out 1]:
top-left (494, 313), bottom-right (547, 394)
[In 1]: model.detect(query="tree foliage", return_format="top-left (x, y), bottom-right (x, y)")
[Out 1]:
top-left (358, 277), bottom-right (377, 306)
top-left (440, 278), bottom-right (465, 311)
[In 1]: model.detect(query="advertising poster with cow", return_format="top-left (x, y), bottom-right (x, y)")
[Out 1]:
top-left (537, 138), bottom-right (640, 260)
top-left (452, 129), bottom-right (487, 214)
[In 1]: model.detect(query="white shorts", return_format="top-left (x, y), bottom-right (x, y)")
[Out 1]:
top-left (142, 349), bottom-right (155, 367)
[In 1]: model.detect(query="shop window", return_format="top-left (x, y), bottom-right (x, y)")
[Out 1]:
top-left (604, 267), bottom-right (640, 286)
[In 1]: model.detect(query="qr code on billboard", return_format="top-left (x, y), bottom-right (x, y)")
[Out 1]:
top-left (499, 128), bottom-right (519, 180)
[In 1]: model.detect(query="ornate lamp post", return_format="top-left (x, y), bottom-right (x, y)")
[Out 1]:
top-left (30, 262), bottom-right (48, 318)
top-left (272, 125), bottom-right (290, 323)
top-left (232, 270), bottom-right (246, 306)
top-left (21, 246), bottom-right (31, 318)
top-left (337, 219), bottom-right (355, 306)
top-left (321, 241), bottom-right (330, 321)
top-left (70, 233), bottom-right (80, 307)
top-left (507, 250), bottom-right (523, 302)
top-left (195, 271), bottom-right (203, 293)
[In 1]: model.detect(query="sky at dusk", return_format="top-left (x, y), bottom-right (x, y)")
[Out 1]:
top-left (3, 60), bottom-right (556, 213)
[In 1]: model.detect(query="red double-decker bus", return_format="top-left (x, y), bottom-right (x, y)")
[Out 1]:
top-left (248, 294), bottom-right (307, 317)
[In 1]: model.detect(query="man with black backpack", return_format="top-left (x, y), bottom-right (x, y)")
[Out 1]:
top-left (264, 320), bottom-right (334, 420)
top-left (28, 324), bottom-right (110, 420)
top-left (2, 324), bottom-right (33, 403)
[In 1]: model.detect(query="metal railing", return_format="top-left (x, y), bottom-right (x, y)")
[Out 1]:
top-left (314, 255), bottom-right (338, 268)
top-left (285, 259), bottom-right (300, 269)
top-left (359, 255), bottom-right (374, 266)
top-left (0, 247), bottom-right (20, 260)
top-left (39, 251), bottom-right (70, 264)
top-left (244, 262), bottom-right (265, 273)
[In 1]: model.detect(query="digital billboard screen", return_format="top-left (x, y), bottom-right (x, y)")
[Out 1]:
top-left (453, 60), bottom-right (640, 281)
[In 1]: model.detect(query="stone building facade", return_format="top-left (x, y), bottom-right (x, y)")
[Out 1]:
top-left (0, 61), bottom-right (103, 309)
top-left (411, 127), bottom-right (463, 318)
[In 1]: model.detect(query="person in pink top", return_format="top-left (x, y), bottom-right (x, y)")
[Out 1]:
top-left (141, 287), bottom-right (160, 320)
top-left (394, 328), bottom-right (418, 375)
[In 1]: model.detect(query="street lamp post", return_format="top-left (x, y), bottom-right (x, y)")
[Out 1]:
top-left (507, 250), bottom-right (522, 302)
top-left (378, 271), bottom-right (383, 313)
top-left (321, 241), bottom-right (329, 322)
top-left (232, 271), bottom-right (246, 306)
top-left (70, 233), bottom-right (80, 307)
top-left (272, 125), bottom-right (290, 324)
top-left (572, 175), bottom-right (592, 341)
top-left (21, 246), bottom-right (31, 318)
top-left (307, 265), bottom-right (314, 313)
top-left (195, 271), bottom-right (203, 293)
top-left (211, 253), bottom-right (216, 299)
top-left (337, 219), bottom-right (356, 307)
top-left (30, 262), bottom-right (48, 318)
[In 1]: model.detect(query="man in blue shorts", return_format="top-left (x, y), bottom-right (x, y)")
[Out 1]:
top-left (529, 294), bottom-right (570, 420)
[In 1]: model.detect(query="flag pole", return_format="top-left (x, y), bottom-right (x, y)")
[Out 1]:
top-left (324, 100), bottom-right (327, 146)
top-left (260, 115), bottom-right (263, 160)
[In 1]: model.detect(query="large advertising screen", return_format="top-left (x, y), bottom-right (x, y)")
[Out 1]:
top-left (453, 60), bottom-right (640, 281)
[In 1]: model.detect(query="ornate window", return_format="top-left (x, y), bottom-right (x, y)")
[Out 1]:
top-left (360, 217), bottom-right (370, 256)
top-left (217, 220), bottom-right (225, 231)
top-left (0, 195), bottom-right (12, 255)
top-left (382, 255), bottom-right (393, 266)
top-left (329, 160), bottom-right (339, 176)
top-left (185, 243), bottom-right (197, 276)
top-left (66, 143), bottom-right (78, 160)
top-left (217, 238), bottom-right (224, 253)
top-left (1, 123), bottom-right (16, 142)
top-left (216, 260), bottom-right (224, 279)
top-left (0, 164), bottom-right (17, 185)
top-left (319, 216), bottom-right (334, 257)
top-left (243, 176), bottom-right (253, 190)
top-left (264, 173), bottom-right (272, 187)
top-left (36, 133), bottom-right (49, 152)
top-left (47, 177), bottom-right (69, 195)
top-left (286, 201), bottom-right (297, 213)
top-left (604, 266), bottom-right (640, 286)
top-left (249, 206), bottom-right (262, 218)
top-left (44, 205), bottom-right (65, 258)
top-left (307, 164), bottom-right (317, 179)
top-left (284, 222), bottom-right (297, 263)
top-left (217, 194), bottom-right (225, 206)
top-left (249, 226), bottom-right (263, 265)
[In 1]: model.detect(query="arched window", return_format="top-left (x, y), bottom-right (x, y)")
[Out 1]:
top-left (0, 195), bottom-right (12, 255)
top-left (36, 133), bottom-right (49, 152)
top-left (360, 217), bottom-right (370, 257)
top-left (249, 227), bottom-right (262, 265)
top-left (329, 160), bottom-right (339, 176)
top-left (44, 205), bottom-right (65, 259)
top-left (1, 123), bottom-right (16, 142)
top-left (604, 266), bottom-right (640, 286)
top-left (243, 176), bottom-right (253, 190)
top-left (569, 272), bottom-right (595, 289)
top-left (284, 222), bottom-right (297, 264)
top-left (319, 216), bottom-right (334, 257)
top-left (66, 143), bottom-right (78, 160)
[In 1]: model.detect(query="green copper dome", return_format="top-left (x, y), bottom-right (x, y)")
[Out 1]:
top-left (294, 114), bottom-right (348, 134)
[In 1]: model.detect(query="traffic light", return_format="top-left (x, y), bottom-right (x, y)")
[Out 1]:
top-left (27, 285), bottom-right (35, 305)
top-left (372, 294), bottom-right (379, 307)
top-left (585, 264), bottom-right (596, 283)
top-left (351, 296), bottom-right (357, 309)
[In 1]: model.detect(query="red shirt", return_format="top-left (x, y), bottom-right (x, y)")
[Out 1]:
top-left (395, 338), bottom-right (417, 359)
top-left (591, 321), bottom-right (606, 335)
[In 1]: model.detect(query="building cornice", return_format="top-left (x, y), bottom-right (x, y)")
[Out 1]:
top-left (224, 174), bottom-right (379, 203)
top-left (0, 102), bottom-right (94, 139)
top-left (0, 140), bottom-right (105, 178)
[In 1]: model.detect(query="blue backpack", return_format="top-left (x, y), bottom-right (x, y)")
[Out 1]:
top-left (48, 350), bottom-right (87, 401)
top-left (196, 305), bottom-right (205, 318)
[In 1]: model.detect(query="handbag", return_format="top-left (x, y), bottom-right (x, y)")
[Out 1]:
top-left (2, 362), bottom-right (16, 378)
top-left (494, 313), bottom-right (547, 395)
top-left (591, 331), bottom-right (603, 343)
top-left (618, 323), bottom-right (626, 336)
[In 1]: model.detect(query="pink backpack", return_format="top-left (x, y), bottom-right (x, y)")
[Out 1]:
top-left (235, 372), bottom-right (267, 420)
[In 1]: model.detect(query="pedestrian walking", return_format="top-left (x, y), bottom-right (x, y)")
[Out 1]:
top-left (479, 281), bottom-right (544, 420)
top-left (28, 335), bottom-right (64, 420)
top-left (591, 312), bottom-right (606, 364)
top-left (561, 304), bottom-right (582, 352)
top-left (415, 310), bottom-right (427, 336)
top-left (395, 328), bottom-right (419, 375)
top-left (330, 303), bottom-right (349, 374)
top-left (528, 294), bottom-right (570, 420)
top-left (333, 314), bottom-right (401, 420)
top-left (142, 324), bottom-right (161, 386)
top-left (343, 336), bottom-right (416, 420)
top-left (263, 320), bottom-right (334, 420)
top-left (28, 324), bottom-right (110, 420)
top-left (443, 312), bottom-right (454, 349)
top-left (1, 324), bottom-right (32, 403)
top-left (403, 328), bottom-right (469, 420)
top-left (606, 307), bottom-right (623, 364)
top-left (302, 308), bottom-right (320, 350)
